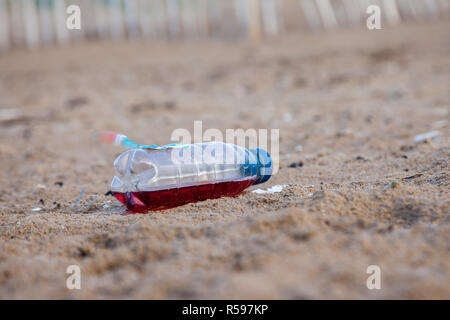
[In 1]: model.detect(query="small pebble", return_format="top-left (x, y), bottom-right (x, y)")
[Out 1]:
top-left (288, 161), bottom-right (303, 168)
top-left (35, 184), bottom-right (46, 191)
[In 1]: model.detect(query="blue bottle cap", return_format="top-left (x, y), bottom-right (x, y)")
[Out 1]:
top-left (248, 148), bottom-right (273, 185)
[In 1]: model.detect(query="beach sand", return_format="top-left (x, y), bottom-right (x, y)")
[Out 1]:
top-left (0, 21), bottom-right (448, 299)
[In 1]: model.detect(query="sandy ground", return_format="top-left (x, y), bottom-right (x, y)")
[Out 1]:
top-left (0, 21), bottom-right (449, 299)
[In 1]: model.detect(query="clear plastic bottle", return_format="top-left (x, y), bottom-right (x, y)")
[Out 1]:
top-left (110, 142), bottom-right (272, 212)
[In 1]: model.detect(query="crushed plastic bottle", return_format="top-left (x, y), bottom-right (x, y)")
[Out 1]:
top-left (109, 142), bottom-right (272, 212)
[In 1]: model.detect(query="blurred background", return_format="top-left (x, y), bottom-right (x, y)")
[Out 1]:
top-left (1, 0), bottom-right (449, 50)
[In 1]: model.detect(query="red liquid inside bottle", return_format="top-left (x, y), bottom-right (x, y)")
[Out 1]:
top-left (113, 178), bottom-right (256, 213)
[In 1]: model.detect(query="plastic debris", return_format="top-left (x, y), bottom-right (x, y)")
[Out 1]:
top-left (252, 185), bottom-right (286, 194)
top-left (96, 131), bottom-right (187, 150)
top-left (75, 188), bottom-right (85, 205)
top-left (403, 173), bottom-right (423, 180)
top-left (101, 132), bottom-right (273, 213)
top-left (0, 108), bottom-right (20, 122)
top-left (31, 207), bottom-right (42, 212)
top-left (35, 184), bottom-right (46, 191)
top-left (283, 113), bottom-right (293, 122)
top-left (413, 131), bottom-right (440, 143)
